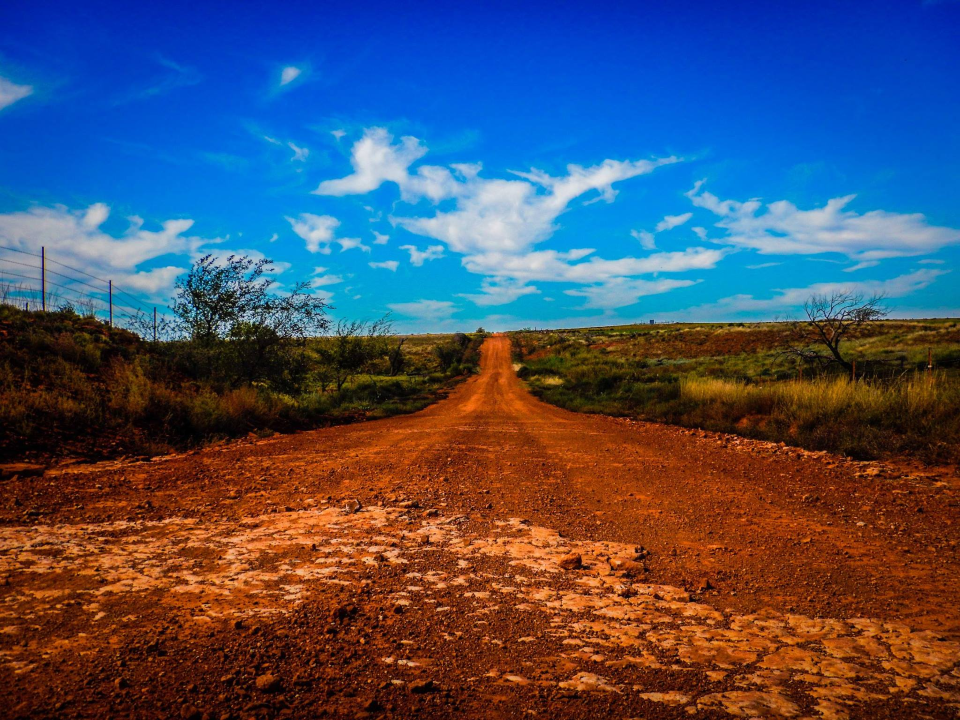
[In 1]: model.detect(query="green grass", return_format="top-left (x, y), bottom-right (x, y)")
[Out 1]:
top-left (512, 320), bottom-right (960, 464)
top-left (0, 305), bottom-right (476, 462)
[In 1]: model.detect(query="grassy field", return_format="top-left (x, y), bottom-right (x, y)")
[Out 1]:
top-left (0, 305), bottom-right (482, 463)
top-left (511, 320), bottom-right (960, 464)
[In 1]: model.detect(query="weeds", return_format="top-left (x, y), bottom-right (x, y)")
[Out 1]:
top-left (0, 305), bottom-right (478, 462)
top-left (514, 321), bottom-right (960, 464)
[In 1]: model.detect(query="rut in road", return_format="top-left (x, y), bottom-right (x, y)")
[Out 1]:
top-left (2, 336), bottom-right (960, 719)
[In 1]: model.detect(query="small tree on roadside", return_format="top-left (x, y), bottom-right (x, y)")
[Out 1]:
top-left (318, 316), bottom-right (394, 391)
top-left (172, 254), bottom-right (330, 387)
top-left (784, 291), bottom-right (888, 371)
top-left (173, 255), bottom-right (271, 344)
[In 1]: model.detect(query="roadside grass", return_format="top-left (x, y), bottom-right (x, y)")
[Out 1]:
top-left (0, 305), bottom-right (475, 462)
top-left (513, 320), bottom-right (960, 464)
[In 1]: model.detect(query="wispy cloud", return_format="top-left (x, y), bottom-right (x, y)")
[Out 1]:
top-left (0, 75), bottom-right (33, 111)
top-left (311, 267), bottom-right (344, 286)
top-left (566, 277), bottom-right (699, 310)
top-left (314, 126), bottom-right (702, 309)
top-left (288, 141), bottom-right (309, 162)
top-left (630, 229), bottom-right (656, 250)
top-left (687, 180), bottom-right (960, 262)
top-left (0, 202), bottom-right (223, 298)
top-left (315, 127), bottom-right (427, 196)
top-left (399, 244), bottom-right (444, 266)
top-left (660, 268), bottom-right (949, 322)
top-left (286, 213), bottom-right (368, 254)
top-left (117, 56), bottom-right (202, 104)
top-left (387, 299), bottom-right (457, 321)
top-left (369, 260), bottom-right (399, 271)
top-left (655, 212), bottom-right (693, 233)
top-left (630, 212), bottom-right (693, 252)
top-left (458, 279), bottom-right (540, 306)
top-left (280, 66), bottom-right (302, 86)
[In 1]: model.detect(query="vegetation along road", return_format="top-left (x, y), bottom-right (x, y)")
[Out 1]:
top-left (2, 336), bottom-right (959, 719)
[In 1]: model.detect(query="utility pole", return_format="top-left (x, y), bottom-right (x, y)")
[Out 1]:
top-left (41, 246), bottom-right (45, 312)
top-left (108, 280), bottom-right (113, 327)
top-left (153, 307), bottom-right (157, 341)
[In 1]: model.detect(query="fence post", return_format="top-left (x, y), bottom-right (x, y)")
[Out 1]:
top-left (108, 280), bottom-right (113, 327)
top-left (41, 246), bottom-right (45, 312)
top-left (851, 360), bottom-right (856, 382)
top-left (153, 307), bottom-right (157, 342)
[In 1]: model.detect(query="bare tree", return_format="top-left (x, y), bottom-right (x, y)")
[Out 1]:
top-left (784, 291), bottom-right (888, 370)
top-left (387, 337), bottom-right (406, 376)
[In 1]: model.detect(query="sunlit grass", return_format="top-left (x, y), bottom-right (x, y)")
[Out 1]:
top-left (514, 322), bottom-right (960, 463)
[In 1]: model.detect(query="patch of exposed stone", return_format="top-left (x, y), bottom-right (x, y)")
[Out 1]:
top-left (2, 505), bottom-right (959, 717)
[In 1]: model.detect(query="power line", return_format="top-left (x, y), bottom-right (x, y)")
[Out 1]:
top-left (0, 250), bottom-right (168, 315)
top-left (45, 255), bottom-right (112, 284)
top-left (0, 246), bottom-right (179, 338)
top-left (0, 244), bottom-right (41, 258)
top-left (0, 253), bottom-right (111, 294)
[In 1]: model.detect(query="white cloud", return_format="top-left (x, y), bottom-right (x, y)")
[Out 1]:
top-left (311, 267), bottom-right (344, 286)
top-left (285, 213), bottom-right (369, 254)
top-left (630, 212), bottom-right (692, 252)
top-left (0, 202), bottom-right (222, 299)
top-left (630, 229), bottom-right (656, 250)
top-left (461, 247), bottom-right (726, 284)
top-left (314, 127), bottom-right (428, 196)
top-left (0, 76), bottom-right (33, 111)
top-left (268, 233), bottom-right (279, 243)
top-left (655, 212), bottom-right (693, 233)
top-left (660, 268), bottom-right (948, 322)
top-left (844, 260), bottom-right (880, 272)
top-left (687, 181), bottom-right (960, 261)
top-left (286, 213), bottom-right (338, 253)
top-left (264, 135), bottom-right (309, 162)
top-left (331, 129), bottom-right (346, 141)
top-left (280, 66), bottom-right (302, 86)
top-left (399, 244), bottom-right (444, 266)
top-left (458, 279), bottom-right (540, 306)
top-left (565, 277), bottom-right (699, 310)
top-left (372, 231), bottom-right (389, 245)
top-left (396, 156), bottom-right (680, 256)
top-left (315, 126), bottom-right (709, 309)
top-left (288, 142), bottom-right (309, 162)
top-left (369, 260), bottom-right (399, 271)
top-left (199, 248), bottom-right (290, 277)
top-left (337, 237), bottom-right (370, 253)
top-left (387, 299), bottom-right (457, 321)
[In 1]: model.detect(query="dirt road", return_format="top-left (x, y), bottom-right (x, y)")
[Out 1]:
top-left (2, 336), bottom-right (960, 719)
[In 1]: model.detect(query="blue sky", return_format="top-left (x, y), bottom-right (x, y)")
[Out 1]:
top-left (1, 0), bottom-right (959, 332)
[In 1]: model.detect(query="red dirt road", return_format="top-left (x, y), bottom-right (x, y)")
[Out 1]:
top-left (2, 336), bottom-right (960, 719)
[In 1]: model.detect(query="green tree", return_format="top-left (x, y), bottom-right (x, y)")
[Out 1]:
top-left (172, 254), bottom-right (330, 388)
